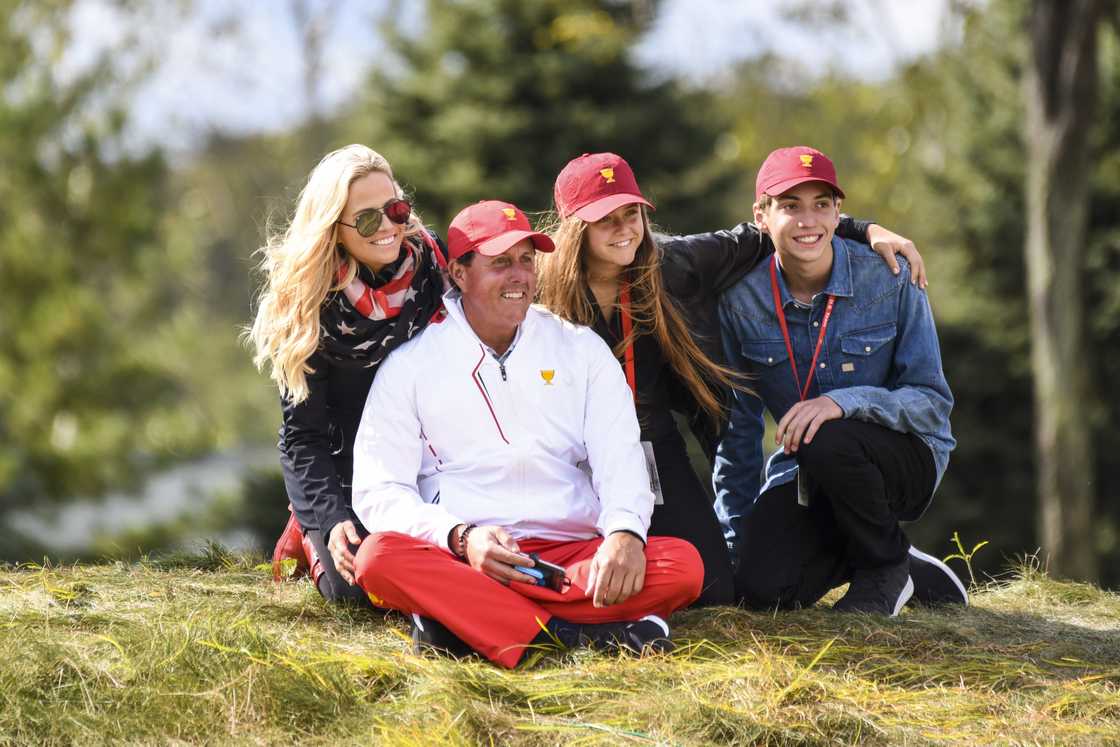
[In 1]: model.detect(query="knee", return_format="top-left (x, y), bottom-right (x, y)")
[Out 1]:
top-left (797, 419), bottom-right (859, 473)
top-left (353, 531), bottom-right (417, 588)
top-left (733, 531), bottom-right (794, 608)
top-left (693, 574), bottom-right (734, 608)
top-left (647, 537), bottom-right (705, 606)
top-left (734, 567), bottom-right (787, 610)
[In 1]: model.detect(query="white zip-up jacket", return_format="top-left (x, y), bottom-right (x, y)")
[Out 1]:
top-left (351, 291), bottom-right (654, 551)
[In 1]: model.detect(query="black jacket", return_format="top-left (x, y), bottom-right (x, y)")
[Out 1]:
top-left (656, 216), bottom-right (872, 458)
top-left (278, 233), bottom-right (448, 537)
top-left (278, 350), bottom-right (376, 536)
top-left (588, 293), bottom-right (681, 446)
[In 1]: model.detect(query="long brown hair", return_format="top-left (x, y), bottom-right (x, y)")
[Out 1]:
top-left (536, 208), bottom-right (745, 425)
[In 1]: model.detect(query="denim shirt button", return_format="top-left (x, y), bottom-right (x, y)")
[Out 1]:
top-left (819, 362), bottom-right (826, 368)
top-left (865, 346), bottom-right (871, 352)
top-left (768, 357), bottom-right (773, 363)
top-left (813, 321), bottom-right (819, 327)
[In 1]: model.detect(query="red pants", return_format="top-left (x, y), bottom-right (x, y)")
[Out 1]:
top-left (353, 532), bottom-right (703, 668)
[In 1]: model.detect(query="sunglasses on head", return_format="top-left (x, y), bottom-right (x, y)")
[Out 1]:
top-left (337, 198), bottom-right (412, 237)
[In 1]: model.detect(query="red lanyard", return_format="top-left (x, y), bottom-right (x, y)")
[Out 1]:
top-left (770, 255), bottom-right (835, 402)
top-left (618, 280), bottom-right (637, 402)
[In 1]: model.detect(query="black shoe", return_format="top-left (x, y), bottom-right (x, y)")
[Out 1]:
top-left (410, 613), bottom-right (475, 658)
top-left (553, 614), bottom-right (675, 656)
top-left (833, 560), bottom-right (913, 617)
top-left (589, 615), bottom-right (674, 655)
top-left (907, 546), bottom-right (969, 607)
top-left (617, 615), bottom-right (675, 655)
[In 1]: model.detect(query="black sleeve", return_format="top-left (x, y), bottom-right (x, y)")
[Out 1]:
top-left (278, 351), bottom-right (351, 538)
top-left (658, 214), bottom-right (875, 299)
top-left (836, 214), bottom-right (874, 243)
top-left (657, 222), bottom-right (769, 299)
top-left (665, 367), bottom-right (724, 465)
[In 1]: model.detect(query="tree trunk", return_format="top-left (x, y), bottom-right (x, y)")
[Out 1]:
top-left (1023, 0), bottom-right (1103, 581)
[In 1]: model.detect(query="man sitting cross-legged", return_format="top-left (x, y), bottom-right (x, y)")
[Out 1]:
top-left (349, 199), bottom-right (703, 668)
top-left (715, 146), bottom-right (967, 616)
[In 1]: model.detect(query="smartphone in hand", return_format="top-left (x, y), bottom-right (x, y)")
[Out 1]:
top-left (514, 553), bottom-right (569, 591)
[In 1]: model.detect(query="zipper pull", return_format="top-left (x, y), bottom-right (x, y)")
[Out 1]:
top-left (500, 361), bottom-right (508, 381)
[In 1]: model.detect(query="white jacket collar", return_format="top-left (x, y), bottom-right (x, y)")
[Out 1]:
top-left (442, 288), bottom-right (530, 356)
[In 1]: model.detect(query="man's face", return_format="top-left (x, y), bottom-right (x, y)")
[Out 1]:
top-left (453, 239), bottom-right (537, 335)
top-left (754, 181), bottom-right (841, 267)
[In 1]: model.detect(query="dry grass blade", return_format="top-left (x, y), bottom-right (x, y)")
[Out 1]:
top-left (1, 550), bottom-right (1118, 745)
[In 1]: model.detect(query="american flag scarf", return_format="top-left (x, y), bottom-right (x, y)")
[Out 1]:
top-left (317, 231), bottom-right (448, 370)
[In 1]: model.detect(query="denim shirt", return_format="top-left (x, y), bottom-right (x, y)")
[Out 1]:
top-left (713, 237), bottom-right (955, 548)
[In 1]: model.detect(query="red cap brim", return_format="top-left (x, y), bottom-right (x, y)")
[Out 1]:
top-left (476, 229), bottom-right (555, 256)
top-left (570, 193), bottom-right (654, 222)
top-left (760, 176), bottom-right (845, 201)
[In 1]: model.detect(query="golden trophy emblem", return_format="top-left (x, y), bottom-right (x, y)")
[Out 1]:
top-left (540, 369), bottom-right (555, 385)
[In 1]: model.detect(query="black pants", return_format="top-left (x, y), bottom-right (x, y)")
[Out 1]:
top-left (303, 528), bottom-right (374, 608)
top-left (648, 434), bottom-right (734, 606)
top-left (734, 419), bottom-right (936, 610)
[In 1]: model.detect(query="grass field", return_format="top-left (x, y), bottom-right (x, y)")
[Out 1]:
top-left (4, 548), bottom-right (1119, 745)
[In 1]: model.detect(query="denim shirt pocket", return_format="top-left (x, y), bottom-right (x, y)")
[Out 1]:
top-left (740, 339), bottom-right (794, 404)
top-left (740, 339), bottom-right (789, 368)
top-left (838, 322), bottom-right (897, 382)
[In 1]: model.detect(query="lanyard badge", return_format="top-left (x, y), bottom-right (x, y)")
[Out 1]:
top-left (770, 256), bottom-right (833, 509)
top-left (617, 281), bottom-right (663, 505)
top-left (769, 255), bottom-right (835, 402)
top-left (619, 280), bottom-right (637, 402)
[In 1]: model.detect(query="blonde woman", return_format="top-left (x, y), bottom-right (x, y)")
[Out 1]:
top-left (538, 153), bottom-right (924, 607)
top-left (251, 144), bottom-right (447, 606)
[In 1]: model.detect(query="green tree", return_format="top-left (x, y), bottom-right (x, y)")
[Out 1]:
top-left (709, 0), bottom-right (1120, 584)
top-left (337, 0), bottom-right (738, 234)
top-left (897, 0), bottom-right (1120, 583)
top-left (0, 1), bottom-right (266, 560)
top-left (0, 2), bottom-right (161, 507)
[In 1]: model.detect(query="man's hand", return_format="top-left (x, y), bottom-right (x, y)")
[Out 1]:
top-left (775, 396), bottom-right (843, 454)
top-left (586, 532), bottom-right (646, 607)
top-left (867, 224), bottom-right (927, 288)
top-left (461, 525), bottom-right (537, 586)
top-left (327, 520), bottom-right (363, 585)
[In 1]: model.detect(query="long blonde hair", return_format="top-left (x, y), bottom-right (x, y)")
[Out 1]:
top-left (536, 209), bottom-right (744, 425)
top-left (249, 144), bottom-right (423, 404)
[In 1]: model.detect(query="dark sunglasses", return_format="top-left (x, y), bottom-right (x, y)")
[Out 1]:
top-left (337, 198), bottom-right (412, 237)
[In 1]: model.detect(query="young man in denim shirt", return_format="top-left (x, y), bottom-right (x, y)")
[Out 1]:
top-left (714, 146), bottom-right (966, 615)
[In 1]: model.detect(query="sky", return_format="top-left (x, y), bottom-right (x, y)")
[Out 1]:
top-left (57, 0), bottom-right (959, 154)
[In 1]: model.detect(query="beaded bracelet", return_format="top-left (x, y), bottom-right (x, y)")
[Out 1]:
top-left (458, 523), bottom-right (478, 561)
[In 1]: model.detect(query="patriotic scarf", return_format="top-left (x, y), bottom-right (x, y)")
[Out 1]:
top-left (317, 231), bottom-right (448, 370)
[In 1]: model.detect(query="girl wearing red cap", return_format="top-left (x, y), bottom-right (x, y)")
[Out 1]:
top-left (537, 152), bottom-right (922, 606)
top-left (250, 144), bottom-right (448, 606)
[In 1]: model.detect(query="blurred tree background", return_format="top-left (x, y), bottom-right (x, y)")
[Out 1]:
top-left (2, 0), bottom-right (1117, 587)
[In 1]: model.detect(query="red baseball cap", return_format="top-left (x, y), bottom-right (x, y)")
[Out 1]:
top-left (554, 152), bottom-right (654, 222)
top-left (446, 200), bottom-right (555, 261)
top-left (755, 146), bottom-right (845, 201)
